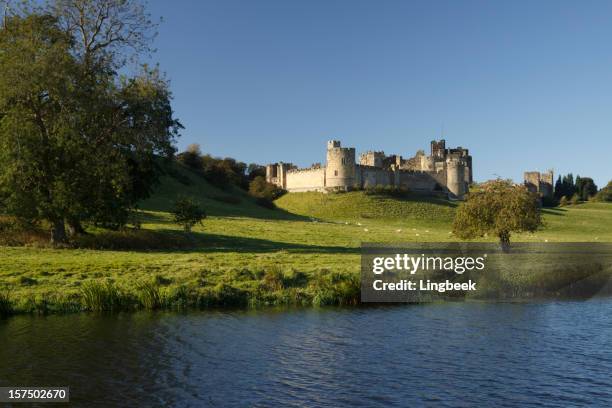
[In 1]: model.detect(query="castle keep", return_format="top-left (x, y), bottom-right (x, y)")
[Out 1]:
top-left (266, 139), bottom-right (473, 198)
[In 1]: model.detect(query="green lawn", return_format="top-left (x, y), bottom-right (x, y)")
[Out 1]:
top-left (1, 165), bottom-right (611, 314)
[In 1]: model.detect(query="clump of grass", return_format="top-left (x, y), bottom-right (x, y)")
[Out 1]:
top-left (309, 269), bottom-right (360, 306)
top-left (262, 266), bottom-right (285, 291)
top-left (0, 291), bottom-right (14, 318)
top-left (135, 281), bottom-right (164, 310)
top-left (80, 281), bottom-right (126, 312)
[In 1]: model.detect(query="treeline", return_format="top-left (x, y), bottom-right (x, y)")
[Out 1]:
top-left (177, 144), bottom-right (284, 207)
top-left (0, 1), bottom-right (180, 243)
top-left (551, 173), bottom-right (609, 206)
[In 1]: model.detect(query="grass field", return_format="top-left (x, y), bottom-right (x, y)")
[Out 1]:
top-left (1, 164), bottom-right (611, 315)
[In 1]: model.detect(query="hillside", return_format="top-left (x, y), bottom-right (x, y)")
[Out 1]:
top-left (140, 162), bottom-right (300, 220)
top-left (274, 191), bottom-right (457, 223)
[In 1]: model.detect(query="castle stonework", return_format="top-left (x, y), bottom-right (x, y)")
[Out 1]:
top-left (524, 170), bottom-right (554, 198)
top-left (266, 139), bottom-right (473, 199)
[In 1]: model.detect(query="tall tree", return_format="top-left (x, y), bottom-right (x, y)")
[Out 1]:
top-left (0, 1), bottom-right (181, 242)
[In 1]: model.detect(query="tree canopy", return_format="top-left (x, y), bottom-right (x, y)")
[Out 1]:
top-left (452, 179), bottom-right (542, 249)
top-left (0, 1), bottom-right (181, 243)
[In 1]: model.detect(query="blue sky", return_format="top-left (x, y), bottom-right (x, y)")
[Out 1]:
top-left (147, 0), bottom-right (612, 187)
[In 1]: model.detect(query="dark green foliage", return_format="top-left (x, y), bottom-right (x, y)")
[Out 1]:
top-left (575, 176), bottom-right (598, 201)
top-left (177, 144), bottom-right (203, 170)
top-left (0, 5), bottom-right (181, 243)
top-left (555, 173), bottom-right (577, 201)
top-left (176, 145), bottom-right (266, 191)
top-left (171, 197), bottom-right (206, 232)
top-left (249, 176), bottom-right (285, 206)
top-left (362, 185), bottom-right (410, 197)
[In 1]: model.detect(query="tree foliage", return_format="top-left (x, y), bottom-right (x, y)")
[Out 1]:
top-left (171, 197), bottom-right (206, 232)
top-left (594, 181), bottom-right (612, 202)
top-left (0, 1), bottom-right (181, 243)
top-left (452, 179), bottom-right (542, 248)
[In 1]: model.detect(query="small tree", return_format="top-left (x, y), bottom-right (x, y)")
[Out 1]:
top-left (172, 197), bottom-right (206, 232)
top-left (453, 179), bottom-right (542, 250)
top-left (559, 196), bottom-right (569, 207)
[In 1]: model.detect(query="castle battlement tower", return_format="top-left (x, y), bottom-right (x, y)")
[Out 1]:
top-left (446, 156), bottom-right (466, 198)
top-left (325, 140), bottom-right (356, 190)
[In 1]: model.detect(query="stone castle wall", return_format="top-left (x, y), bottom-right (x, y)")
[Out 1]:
top-left (266, 139), bottom-right (472, 198)
top-left (284, 168), bottom-right (326, 192)
top-left (524, 170), bottom-right (554, 198)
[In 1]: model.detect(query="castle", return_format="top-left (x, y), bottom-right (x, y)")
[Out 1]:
top-left (524, 170), bottom-right (554, 198)
top-left (266, 139), bottom-right (473, 198)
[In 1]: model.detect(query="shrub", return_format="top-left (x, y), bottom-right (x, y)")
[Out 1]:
top-left (559, 196), bottom-right (569, 207)
top-left (172, 197), bottom-right (207, 232)
top-left (249, 176), bottom-right (285, 202)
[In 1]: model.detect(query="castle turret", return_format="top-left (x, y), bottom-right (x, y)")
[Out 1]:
top-left (446, 157), bottom-right (466, 199)
top-left (325, 140), bottom-right (356, 190)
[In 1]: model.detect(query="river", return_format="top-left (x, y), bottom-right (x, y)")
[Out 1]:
top-left (1, 300), bottom-right (611, 407)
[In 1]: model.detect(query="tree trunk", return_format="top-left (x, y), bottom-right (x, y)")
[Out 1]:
top-left (50, 219), bottom-right (67, 245)
top-left (67, 219), bottom-right (86, 236)
top-left (499, 230), bottom-right (511, 252)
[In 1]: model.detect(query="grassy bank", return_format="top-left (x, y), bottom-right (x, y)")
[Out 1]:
top-left (1, 165), bottom-right (611, 315)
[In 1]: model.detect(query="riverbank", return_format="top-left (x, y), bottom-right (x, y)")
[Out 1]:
top-left (1, 199), bottom-right (611, 316)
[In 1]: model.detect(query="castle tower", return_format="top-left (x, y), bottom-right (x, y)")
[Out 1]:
top-left (446, 157), bottom-right (466, 199)
top-left (431, 139), bottom-right (446, 159)
top-left (325, 140), bottom-right (356, 190)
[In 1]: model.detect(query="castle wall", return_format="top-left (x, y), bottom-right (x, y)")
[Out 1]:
top-left (357, 166), bottom-right (393, 188)
top-left (268, 139), bottom-right (471, 198)
top-left (284, 168), bottom-right (326, 192)
top-left (398, 171), bottom-right (443, 192)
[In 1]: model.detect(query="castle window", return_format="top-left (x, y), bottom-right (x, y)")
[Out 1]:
top-left (334, 170), bottom-right (338, 176)
top-left (342, 158), bottom-right (345, 165)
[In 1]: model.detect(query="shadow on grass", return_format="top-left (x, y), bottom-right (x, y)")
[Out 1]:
top-left (542, 207), bottom-right (568, 216)
top-left (194, 232), bottom-right (359, 254)
top-left (74, 229), bottom-right (359, 254)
